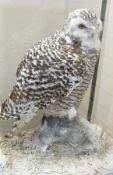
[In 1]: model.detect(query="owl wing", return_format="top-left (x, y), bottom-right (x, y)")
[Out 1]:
top-left (0, 45), bottom-right (83, 121)
top-left (13, 47), bottom-right (83, 106)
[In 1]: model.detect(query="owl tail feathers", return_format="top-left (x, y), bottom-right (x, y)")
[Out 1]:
top-left (0, 106), bottom-right (17, 120)
top-left (0, 106), bottom-right (4, 120)
top-left (0, 106), bottom-right (9, 120)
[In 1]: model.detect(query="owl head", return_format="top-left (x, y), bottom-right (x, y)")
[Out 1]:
top-left (61, 9), bottom-right (102, 51)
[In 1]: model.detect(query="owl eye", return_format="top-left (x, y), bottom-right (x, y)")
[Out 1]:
top-left (78, 24), bottom-right (87, 29)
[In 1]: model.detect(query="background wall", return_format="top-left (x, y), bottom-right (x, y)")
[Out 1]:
top-left (92, 0), bottom-right (113, 137)
top-left (0, 0), bottom-right (103, 133)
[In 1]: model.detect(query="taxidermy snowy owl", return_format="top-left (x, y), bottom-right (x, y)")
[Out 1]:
top-left (0, 9), bottom-right (102, 133)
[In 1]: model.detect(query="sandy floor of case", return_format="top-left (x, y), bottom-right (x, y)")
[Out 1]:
top-left (0, 124), bottom-right (113, 175)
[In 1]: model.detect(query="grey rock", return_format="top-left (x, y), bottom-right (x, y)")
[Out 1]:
top-left (37, 114), bottom-right (99, 154)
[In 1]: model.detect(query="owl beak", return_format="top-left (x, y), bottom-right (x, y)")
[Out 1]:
top-left (71, 37), bottom-right (81, 46)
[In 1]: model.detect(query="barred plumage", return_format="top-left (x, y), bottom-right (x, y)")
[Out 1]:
top-left (0, 9), bottom-right (102, 133)
top-left (45, 49), bottom-right (99, 116)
